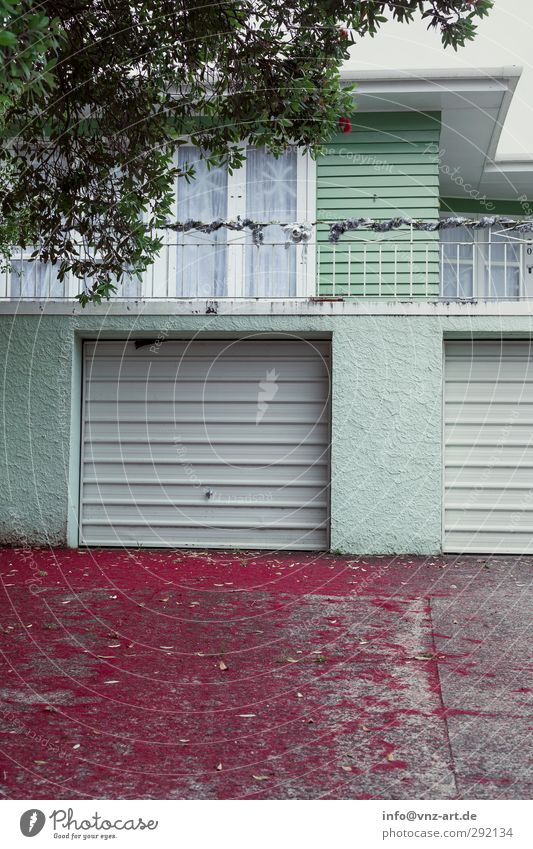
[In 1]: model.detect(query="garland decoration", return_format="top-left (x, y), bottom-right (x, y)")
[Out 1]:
top-left (164, 216), bottom-right (533, 245)
top-left (328, 216), bottom-right (533, 242)
top-left (165, 217), bottom-right (268, 246)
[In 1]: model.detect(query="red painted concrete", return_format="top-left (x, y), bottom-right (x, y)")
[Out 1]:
top-left (0, 549), bottom-right (530, 799)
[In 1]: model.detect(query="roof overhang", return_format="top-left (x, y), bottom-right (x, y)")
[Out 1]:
top-left (341, 68), bottom-right (531, 202)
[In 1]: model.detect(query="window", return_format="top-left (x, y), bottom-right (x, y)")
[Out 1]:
top-left (162, 145), bottom-right (314, 298)
top-left (484, 231), bottom-right (521, 298)
top-left (10, 255), bottom-right (65, 298)
top-left (176, 148), bottom-right (228, 297)
top-left (441, 226), bottom-right (475, 299)
top-left (441, 225), bottom-right (525, 299)
top-left (245, 147), bottom-right (298, 297)
top-left (8, 253), bottom-right (142, 300)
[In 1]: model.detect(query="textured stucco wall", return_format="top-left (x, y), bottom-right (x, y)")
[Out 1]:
top-left (0, 315), bottom-right (74, 545)
top-left (2, 310), bottom-right (533, 553)
top-left (330, 318), bottom-right (443, 554)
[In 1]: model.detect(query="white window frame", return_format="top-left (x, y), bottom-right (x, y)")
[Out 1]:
top-left (151, 145), bottom-right (316, 299)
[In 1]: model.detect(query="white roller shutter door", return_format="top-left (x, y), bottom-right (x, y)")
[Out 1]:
top-left (80, 339), bottom-right (330, 549)
top-left (444, 340), bottom-right (533, 553)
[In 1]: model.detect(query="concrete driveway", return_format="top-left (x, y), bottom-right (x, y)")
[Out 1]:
top-left (0, 548), bottom-right (531, 799)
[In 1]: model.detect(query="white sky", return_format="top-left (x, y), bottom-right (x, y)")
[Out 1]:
top-left (345, 0), bottom-right (533, 159)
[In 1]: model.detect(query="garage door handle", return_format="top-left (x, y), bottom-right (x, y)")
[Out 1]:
top-left (205, 489), bottom-right (213, 499)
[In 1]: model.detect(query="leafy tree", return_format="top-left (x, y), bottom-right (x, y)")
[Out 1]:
top-left (0, 0), bottom-right (58, 101)
top-left (0, 1), bottom-right (493, 303)
top-left (0, 1), bottom-right (59, 262)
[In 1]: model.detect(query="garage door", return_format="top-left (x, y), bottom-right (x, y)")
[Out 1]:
top-left (444, 340), bottom-right (533, 553)
top-left (80, 339), bottom-right (330, 549)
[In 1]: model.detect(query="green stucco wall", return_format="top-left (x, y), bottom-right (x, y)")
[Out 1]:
top-left (3, 310), bottom-right (533, 554)
top-left (0, 315), bottom-right (74, 546)
top-left (316, 112), bottom-right (441, 297)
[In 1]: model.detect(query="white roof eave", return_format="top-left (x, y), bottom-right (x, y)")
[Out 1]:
top-left (341, 67), bottom-right (533, 201)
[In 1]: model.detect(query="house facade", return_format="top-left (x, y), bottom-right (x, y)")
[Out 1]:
top-left (3, 67), bottom-right (533, 555)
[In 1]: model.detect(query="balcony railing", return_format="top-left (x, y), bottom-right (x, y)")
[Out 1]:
top-left (2, 238), bottom-right (533, 301)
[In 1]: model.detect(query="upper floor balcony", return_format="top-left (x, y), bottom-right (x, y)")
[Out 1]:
top-left (3, 228), bottom-right (533, 304)
top-left (3, 140), bottom-right (532, 307)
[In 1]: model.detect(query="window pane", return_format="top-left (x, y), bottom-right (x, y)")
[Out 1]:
top-left (488, 231), bottom-right (521, 263)
top-left (441, 226), bottom-right (475, 259)
top-left (486, 265), bottom-right (520, 298)
top-left (440, 227), bottom-right (474, 297)
top-left (442, 261), bottom-right (474, 299)
top-left (114, 273), bottom-right (142, 299)
top-left (176, 147), bottom-right (228, 297)
top-left (483, 230), bottom-right (521, 297)
top-left (10, 258), bottom-right (64, 297)
top-left (245, 148), bottom-right (297, 297)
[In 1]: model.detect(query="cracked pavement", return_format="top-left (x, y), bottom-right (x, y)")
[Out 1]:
top-left (0, 548), bottom-right (531, 799)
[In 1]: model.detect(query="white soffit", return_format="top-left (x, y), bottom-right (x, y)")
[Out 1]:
top-left (343, 68), bottom-right (533, 201)
top-left (480, 159), bottom-right (533, 201)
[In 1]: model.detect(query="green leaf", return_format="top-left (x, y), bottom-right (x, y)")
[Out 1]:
top-left (0, 30), bottom-right (16, 47)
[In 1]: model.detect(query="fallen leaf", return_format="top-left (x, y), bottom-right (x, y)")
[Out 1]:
top-left (362, 725), bottom-right (370, 732)
top-left (179, 739), bottom-right (189, 744)
top-left (237, 713), bottom-right (256, 718)
top-left (387, 752), bottom-right (395, 762)
top-left (414, 653), bottom-right (435, 661)
top-left (296, 692), bottom-right (303, 698)
top-left (103, 680), bottom-right (120, 684)
top-left (252, 775), bottom-right (269, 781)
top-left (341, 765), bottom-right (352, 772)
top-left (34, 760), bottom-right (46, 765)
top-left (216, 762), bottom-right (223, 771)
top-left (219, 659), bottom-right (228, 671)
top-left (73, 744), bottom-right (81, 750)
top-left (285, 656), bottom-right (298, 664)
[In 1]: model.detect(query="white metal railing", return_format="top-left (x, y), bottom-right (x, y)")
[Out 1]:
top-left (440, 239), bottom-right (533, 300)
top-left (2, 239), bottom-right (533, 301)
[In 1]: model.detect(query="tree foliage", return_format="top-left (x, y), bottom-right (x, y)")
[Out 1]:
top-left (0, 1), bottom-right (493, 303)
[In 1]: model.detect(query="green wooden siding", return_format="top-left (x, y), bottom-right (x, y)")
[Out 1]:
top-left (316, 112), bottom-right (441, 297)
